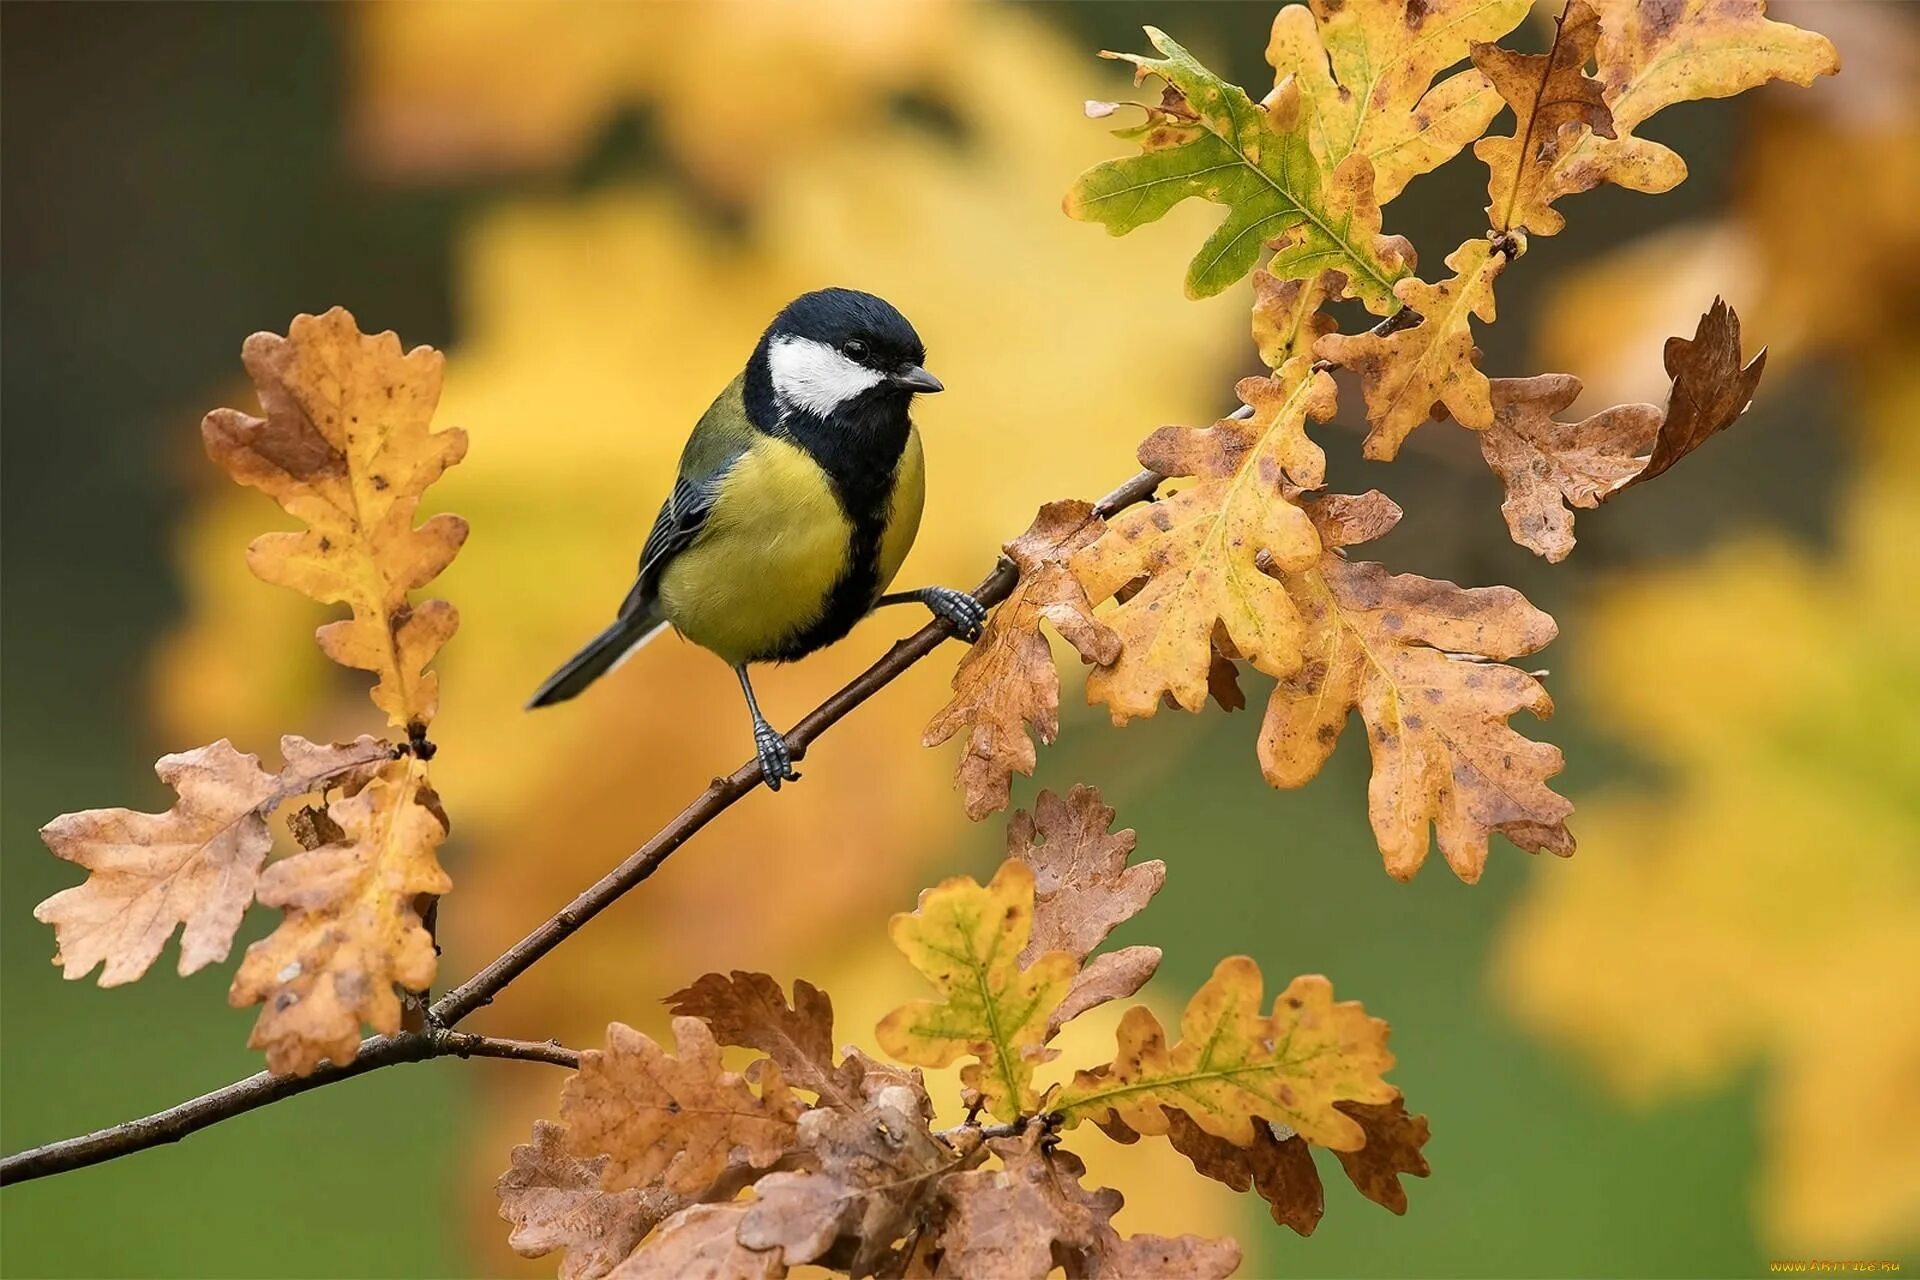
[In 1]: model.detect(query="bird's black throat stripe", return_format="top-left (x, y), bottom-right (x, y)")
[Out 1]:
top-left (744, 366), bottom-right (915, 662)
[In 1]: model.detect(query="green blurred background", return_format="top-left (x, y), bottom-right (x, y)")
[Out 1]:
top-left (4, 3), bottom-right (1912, 1277)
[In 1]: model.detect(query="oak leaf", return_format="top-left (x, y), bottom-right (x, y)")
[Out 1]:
top-left (607, 1202), bottom-right (784, 1280)
top-left (1073, 358), bottom-right (1338, 722)
top-left (560, 1018), bottom-right (803, 1198)
top-left (1315, 238), bottom-right (1507, 460)
top-left (228, 756), bottom-right (452, 1074)
top-left (1055, 957), bottom-right (1397, 1151)
top-left (497, 1121), bottom-right (681, 1280)
top-left (1252, 269), bottom-right (1341, 371)
top-left (1257, 491), bottom-right (1574, 882)
top-left (1007, 786), bottom-right (1166, 1035)
top-left (1266, 0), bottom-right (1531, 203)
top-left (1480, 373), bottom-right (1660, 562)
top-left (1067, 28), bottom-right (1412, 307)
top-left (1548, 0), bottom-right (1840, 217)
top-left (1471, 0), bottom-right (1615, 236)
top-left (875, 860), bottom-right (1076, 1121)
top-left (1330, 1097), bottom-right (1434, 1216)
top-left (665, 971), bottom-right (858, 1109)
top-left (202, 307), bottom-right (469, 728)
top-left (736, 1102), bottom-right (951, 1275)
top-left (1162, 1111), bottom-right (1326, 1236)
top-left (923, 502), bottom-right (1120, 820)
top-left (936, 1127), bottom-right (1240, 1280)
top-left (1620, 297), bottom-right (1767, 491)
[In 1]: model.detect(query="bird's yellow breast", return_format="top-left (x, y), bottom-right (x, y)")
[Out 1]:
top-left (656, 436), bottom-right (853, 666)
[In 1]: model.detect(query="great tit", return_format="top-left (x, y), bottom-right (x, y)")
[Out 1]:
top-left (527, 288), bottom-right (984, 788)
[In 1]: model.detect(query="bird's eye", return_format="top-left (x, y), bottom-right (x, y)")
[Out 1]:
top-left (841, 339), bottom-right (869, 362)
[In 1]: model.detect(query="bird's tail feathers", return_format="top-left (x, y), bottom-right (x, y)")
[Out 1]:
top-left (526, 609), bottom-right (670, 709)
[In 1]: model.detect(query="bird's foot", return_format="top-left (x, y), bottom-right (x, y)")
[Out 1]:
top-left (753, 720), bottom-right (800, 790)
top-left (924, 586), bottom-right (987, 643)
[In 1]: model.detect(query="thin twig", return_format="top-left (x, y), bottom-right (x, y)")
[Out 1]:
top-left (1, 304), bottom-right (1422, 1191)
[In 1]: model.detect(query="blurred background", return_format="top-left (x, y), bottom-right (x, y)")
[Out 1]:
top-left (3, 2), bottom-right (1914, 1276)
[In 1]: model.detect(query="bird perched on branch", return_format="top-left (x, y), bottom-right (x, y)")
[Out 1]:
top-left (528, 288), bottom-right (984, 788)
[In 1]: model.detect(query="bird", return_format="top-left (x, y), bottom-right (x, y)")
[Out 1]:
top-left (527, 287), bottom-right (986, 789)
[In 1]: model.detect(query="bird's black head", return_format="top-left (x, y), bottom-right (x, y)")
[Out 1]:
top-left (749, 288), bottom-right (942, 427)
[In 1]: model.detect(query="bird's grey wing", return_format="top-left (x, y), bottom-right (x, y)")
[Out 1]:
top-left (618, 449), bottom-right (742, 619)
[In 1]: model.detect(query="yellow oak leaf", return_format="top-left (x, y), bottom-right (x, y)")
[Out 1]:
top-left (1251, 269), bottom-right (1340, 371)
top-left (1471, 0), bottom-right (1615, 235)
top-left (1073, 358), bottom-right (1338, 722)
top-left (923, 502), bottom-right (1120, 821)
top-left (561, 1018), bottom-right (803, 1198)
top-left (1315, 237), bottom-right (1506, 459)
top-left (1266, 0), bottom-right (1531, 203)
top-left (1499, 467), bottom-right (1920, 1252)
top-left (1535, 0), bottom-right (1839, 228)
top-left (875, 859), bottom-right (1076, 1122)
top-left (1053, 957), bottom-right (1398, 1151)
top-left (202, 307), bottom-right (468, 729)
top-left (1258, 492), bottom-right (1573, 882)
top-left (228, 756), bottom-right (451, 1075)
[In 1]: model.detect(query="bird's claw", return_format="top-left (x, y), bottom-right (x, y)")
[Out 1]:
top-left (926, 587), bottom-right (987, 643)
top-left (753, 721), bottom-right (800, 790)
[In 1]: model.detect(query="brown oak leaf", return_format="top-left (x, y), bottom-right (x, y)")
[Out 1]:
top-left (736, 1102), bottom-right (951, 1275)
top-left (1006, 786), bottom-right (1166, 1035)
top-left (1164, 1110), bottom-right (1326, 1237)
top-left (1472, 0), bottom-right (1616, 235)
top-left (497, 1121), bottom-right (681, 1280)
top-left (1621, 297), bottom-right (1767, 491)
top-left (607, 1202), bottom-right (784, 1280)
top-left (665, 971), bottom-right (859, 1109)
top-left (1331, 1097), bottom-right (1434, 1216)
top-left (1257, 492), bottom-right (1574, 882)
top-left (35, 735), bottom-right (390, 989)
top-left (1480, 373), bottom-right (1661, 562)
top-left (936, 1127), bottom-right (1238, 1280)
top-left (202, 307), bottom-right (469, 728)
top-left (561, 1018), bottom-right (803, 1197)
top-left (924, 501), bottom-right (1120, 820)
top-left (228, 755), bottom-right (451, 1074)
top-left (1315, 238), bottom-right (1506, 460)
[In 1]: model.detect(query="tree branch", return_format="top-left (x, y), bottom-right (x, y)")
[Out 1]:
top-left (1, 303), bottom-right (1423, 1191)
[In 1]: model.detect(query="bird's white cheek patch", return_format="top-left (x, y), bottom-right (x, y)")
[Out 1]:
top-left (768, 336), bottom-right (885, 417)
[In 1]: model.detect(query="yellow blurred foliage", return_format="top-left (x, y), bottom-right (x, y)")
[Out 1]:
top-left (1498, 441), bottom-right (1920, 1250)
top-left (158, 5), bottom-right (1249, 1268)
top-left (351, 0), bottom-right (960, 203)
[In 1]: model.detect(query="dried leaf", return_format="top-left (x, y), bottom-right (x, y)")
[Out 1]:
top-left (1073, 358), bottom-right (1338, 721)
top-left (1266, 0), bottom-right (1531, 202)
top-left (1315, 238), bottom-right (1506, 460)
top-left (936, 1127), bottom-right (1240, 1280)
top-left (1622, 297), bottom-right (1767, 490)
top-left (35, 735), bottom-right (391, 988)
top-left (1055, 957), bottom-right (1397, 1151)
top-left (202, 307), bottom-right (469, 728)
top-left (1067, 28), bottom-right (1411, 306)
top-left (1161, 1110), bottom-right (1326, 1237)
top-left (608, 1202), bottom-right (784, 1280)
top-left (1009, 786), bottom-right (1164, 966)
top-left (1252, 269), bottom-right (1340, 371)
top-left (560, 1018), bottom-right (802, 1197)
top-left (1472, 0), bottom-right (1616, 235)
top-left (228, 756), bottom-right (452, 1074)
top-left (1257, 492), bottom-right (1574, 882)
top-left (875, 860), bottom-right (1076, 1121)
top-left (923, 502), bottom-right (1119, 821)
top-left (665, 971), bottom-right (856, 1108)
top-left (497, 1121), bottom-right (679, 1280)
top-left (1047, 947), bottom-right (1164, 1042)
top-left (1480, 373), bottom-right (1661, 561)
top-left (1549, 0), bottom-right (1840, 215)
top-left (1330, 1097), bottom-right (1433, 1215)
top-left (737, 1103), bottom-right (951, 1274)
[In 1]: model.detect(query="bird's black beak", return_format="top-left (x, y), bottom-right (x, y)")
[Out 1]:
top-left (889, 365), bottom-right (944, 393)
